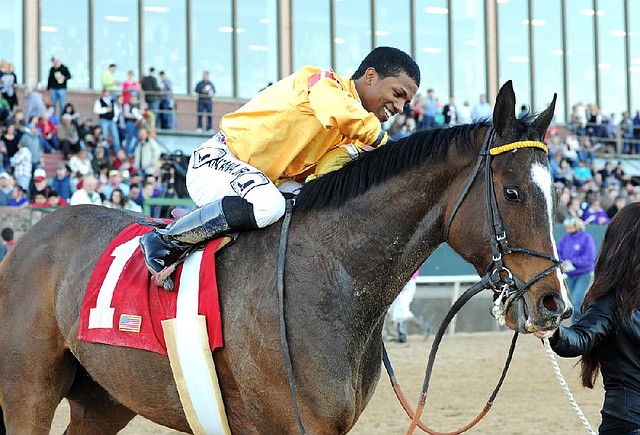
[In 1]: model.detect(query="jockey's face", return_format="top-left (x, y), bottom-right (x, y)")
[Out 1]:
top-left (358, 67), bottom-right (418, 123)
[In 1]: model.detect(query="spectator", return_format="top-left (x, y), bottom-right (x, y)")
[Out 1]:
top-left (572, 160), bottom-right (593, 188)
top-left (10, 138), bottom-right (33, 190)
top-left (607, 195), bottom-right (627, 219)
top-left (471, 94), bottom-right (492, 121)
top-left (57, 113), bottom-right (81, 160)
top-left (69, 174), bottom-right (102, 206)
top-left (582, 199), bottom-right (611, 225)
top-left (457, 100), bottom-right (472, 124)
top-left (158, 70), bottom-right (174, 130)
top-left (0, 172), bottom-right (13, 205)
top-left (558, 216), bottom-right (597, 322)
top-left (141, 67), bottom-right (161, 124)
top-left (387, 271), bottom-right (419, 343)
top-left (100, 64), bottom-right (120, 98)
top-left (140, 107), bottom-right (157, 138)
top-left (24, 85), bottom-right (47, 121)
top-left (46, 57), bottom-right (71, 117)
top-left (29, 168), bottom-right (51, 200)
top-left (112, 148), bottom-right (134, 174)
top-left (47, 190), bottom-right (68, 207)
top-left (1, 227), bottom-right (14, 247)
top-left (93, 88), bottom-right (121, 154)
top-left (0, 63), bottom-right (18, 111)
top-left (441, 96), bottom-right (458, 126)
top-left (194, 70), bottom-right (215, 132)
top-left (134, 127), bottom-right (160, 177)
top-left (37, 112), bottom-right (59, 153)
top-left (50, 162), bottom-right (72, 200)
top-left (0, 123), bottom-right (19, 169)
top-left (127, 182), bottom-right (143, 210)
top-left (62, 103), bottom-right (79, 129)
top-left (0, 94), bottom-right (10, 126)
top-left (8, 185), bottom-right (29, 208)
top-left (90, 145), bottom-right (110, 174)
top-left (122, 69), bottom-right (141, 105)
top-left (122, 93), bottom-right (142, 156)
top-left (417, 88), bottom-right (436, 130)
top-left (102, 168), bottom-right (129, 200)
top-left (103, 187), bottom-right (127, 209)
top-left (30, 190), bottom-right (49, 207)
top-left (68, 148), bottom-right (92, 177)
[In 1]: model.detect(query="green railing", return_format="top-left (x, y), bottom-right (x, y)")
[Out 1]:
top-left (142, 197), bottom-right (195, 217)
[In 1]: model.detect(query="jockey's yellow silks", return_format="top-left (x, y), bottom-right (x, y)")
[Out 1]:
top-left (220, 66), bottom-right (388, 183)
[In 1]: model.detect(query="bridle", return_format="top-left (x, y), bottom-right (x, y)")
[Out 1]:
top-left (397, 127), bottom-right (565, 435)
top-left (444, 127), bottom-right (562, 326)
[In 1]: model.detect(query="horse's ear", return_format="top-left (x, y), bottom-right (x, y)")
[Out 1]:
top-left (492, 80), bottom-right (516, 137)
top-left (531, 93), bottom-right (557, 140)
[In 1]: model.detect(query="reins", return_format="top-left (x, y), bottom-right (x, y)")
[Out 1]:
top-left (277, 198), bottom-right (307, 434)
top-left (384, 282), bottom-right (519, 435)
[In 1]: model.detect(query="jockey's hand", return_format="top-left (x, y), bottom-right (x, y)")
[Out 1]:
top-left (533, 329), bottom-right (557, 340)
top-left (306, 145), bottom-right (362, 182)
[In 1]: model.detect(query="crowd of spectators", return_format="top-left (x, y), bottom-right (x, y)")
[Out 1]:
top-left (0, 58), bottom-right (189, 218)
top-left (2, 58), bottom-right (640, 228)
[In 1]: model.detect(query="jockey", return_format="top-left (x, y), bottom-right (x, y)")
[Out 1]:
top-left (140, 46), bottom-right (421, 290)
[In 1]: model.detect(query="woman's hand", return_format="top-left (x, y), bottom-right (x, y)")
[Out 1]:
top-left (533, 329), bottom-right (557, 339)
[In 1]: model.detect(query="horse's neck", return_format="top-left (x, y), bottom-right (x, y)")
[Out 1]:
top-left (300, 160), bottom-right (465, 321)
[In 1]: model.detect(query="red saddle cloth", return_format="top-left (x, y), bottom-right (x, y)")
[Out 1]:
top-left (78, 223), bottom-right (224, 356)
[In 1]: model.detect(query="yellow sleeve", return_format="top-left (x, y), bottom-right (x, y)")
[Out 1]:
top-left (306, 146), bottom-right (362, 182)
top-left (307, 78), bottom-right (383, 147)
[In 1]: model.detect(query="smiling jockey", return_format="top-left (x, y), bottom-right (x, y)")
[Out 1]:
top-left (140, 46), bottom-right (421, 290)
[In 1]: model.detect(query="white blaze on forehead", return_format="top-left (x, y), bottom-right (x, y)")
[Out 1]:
top-left (531, 163), bottom-right (571, 304)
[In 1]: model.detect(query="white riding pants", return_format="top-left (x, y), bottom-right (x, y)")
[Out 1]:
top-left (186, 136), bottom-right (286, 228)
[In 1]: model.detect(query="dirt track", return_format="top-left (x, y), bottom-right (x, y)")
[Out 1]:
top-left (50, 331), bottom-right (603, 434)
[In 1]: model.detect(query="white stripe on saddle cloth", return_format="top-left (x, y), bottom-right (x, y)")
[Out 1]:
top-left (162, 250), bottom-right (231, 435)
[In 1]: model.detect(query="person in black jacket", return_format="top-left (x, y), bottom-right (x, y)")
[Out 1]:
top-left (535, 202), bottom-right (640, 435)
top-left (47, 57), bottom-right (71, 118)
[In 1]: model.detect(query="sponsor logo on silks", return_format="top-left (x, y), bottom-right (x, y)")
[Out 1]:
top-left (119, 314), bottom-right (142, 333)
top-left (231, 171), bottom-right (270, 197)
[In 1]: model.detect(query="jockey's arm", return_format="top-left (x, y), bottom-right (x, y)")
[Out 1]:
top-left (305, 142), bottom-right (388, 182)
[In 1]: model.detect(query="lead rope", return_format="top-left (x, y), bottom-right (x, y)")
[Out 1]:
top-left (541, 338), bottom-right (596, 435)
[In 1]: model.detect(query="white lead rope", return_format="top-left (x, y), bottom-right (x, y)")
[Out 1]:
top-left (542, 338), bottom-right (597, 435)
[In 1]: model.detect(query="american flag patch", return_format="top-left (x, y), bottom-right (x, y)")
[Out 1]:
top-left (119, 314), bottom-right (142, 333)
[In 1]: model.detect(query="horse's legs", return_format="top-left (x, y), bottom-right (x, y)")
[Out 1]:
top-left (1, 350), bottom-right (76, 434)
top-left (64, 366), bottom-right (136, 434)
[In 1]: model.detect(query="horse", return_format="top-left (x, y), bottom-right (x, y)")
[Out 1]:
top-left (0, 81), bottom-right (572, 434)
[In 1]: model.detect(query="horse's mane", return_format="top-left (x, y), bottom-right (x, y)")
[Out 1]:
top-left (295, 121), bottom-right (491, 212)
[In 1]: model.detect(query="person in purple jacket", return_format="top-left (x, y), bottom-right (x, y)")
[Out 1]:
top-left (558, 216), bottom-right (597, 322)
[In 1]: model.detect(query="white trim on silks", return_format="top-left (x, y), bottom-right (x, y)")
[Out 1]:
top-left (162, 249), bottom-right (231, 435)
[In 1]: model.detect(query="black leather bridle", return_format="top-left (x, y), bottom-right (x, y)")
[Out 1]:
top-left (444, 127), bottom-right (562, 325)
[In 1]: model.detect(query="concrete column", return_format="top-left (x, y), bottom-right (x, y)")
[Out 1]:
top-left (23, 0), bottom-right (40, 88)
top-left (279, 0), bottom-right (292, 78)
top-left (485, 0), bottom-right (498, 104)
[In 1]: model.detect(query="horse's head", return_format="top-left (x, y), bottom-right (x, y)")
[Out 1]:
top-left (447, 80), bottom-right (572, 334)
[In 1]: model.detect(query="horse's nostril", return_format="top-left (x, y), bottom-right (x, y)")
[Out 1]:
top-left (542, 294), bottom-right (558, 312)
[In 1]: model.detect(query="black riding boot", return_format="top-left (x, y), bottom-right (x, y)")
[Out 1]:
top-left (140, 199), bottom-right (233, 291)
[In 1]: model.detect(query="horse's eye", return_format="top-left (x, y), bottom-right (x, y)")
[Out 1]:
top-left (504, 187), bottom-right (522, 202)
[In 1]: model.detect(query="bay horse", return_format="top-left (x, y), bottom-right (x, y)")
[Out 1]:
top-left (0, 81), bottom-right (571, 434)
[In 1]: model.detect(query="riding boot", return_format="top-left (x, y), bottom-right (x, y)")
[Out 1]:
top-left (140, 197), bottom-right (251, 291)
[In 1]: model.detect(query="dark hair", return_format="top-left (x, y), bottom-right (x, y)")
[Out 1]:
top-left (1, 227), bottom-right (13, 242)
top-left (579, 202), bottom-right (640, 388)
top-left (351, 46), bottom-right (420, 88)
